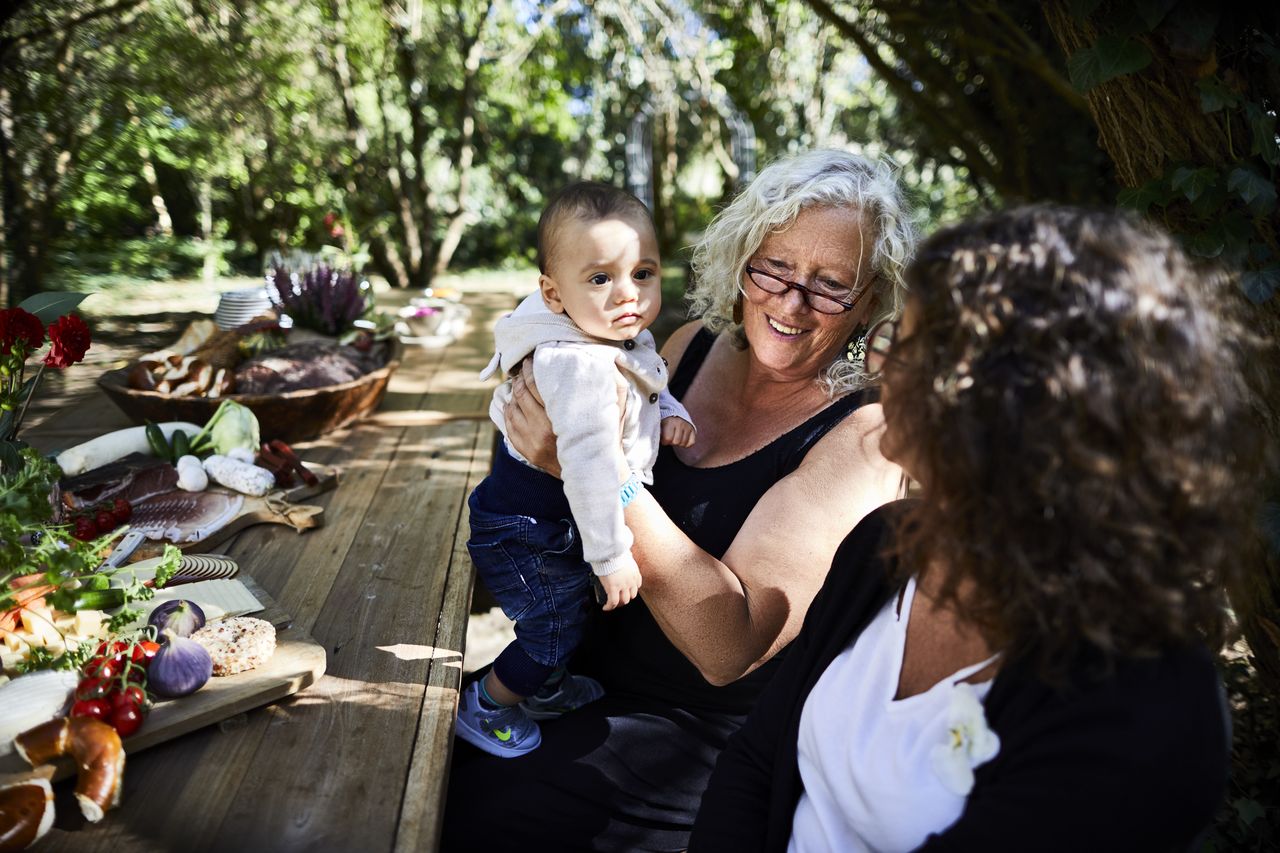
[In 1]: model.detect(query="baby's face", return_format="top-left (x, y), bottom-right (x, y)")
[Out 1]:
top-left (540, 214), bottom-right (662, 341)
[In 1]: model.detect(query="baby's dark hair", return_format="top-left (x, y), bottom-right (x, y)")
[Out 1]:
top-left (537, 182), bottom-right (653, 274)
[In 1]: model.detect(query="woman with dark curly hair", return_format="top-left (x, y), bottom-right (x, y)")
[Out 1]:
top-left (690, 205), bottom-right (1261, 852)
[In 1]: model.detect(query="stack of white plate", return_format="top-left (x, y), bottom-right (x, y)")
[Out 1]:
top-left (214, 288), bottom-right (273, 330)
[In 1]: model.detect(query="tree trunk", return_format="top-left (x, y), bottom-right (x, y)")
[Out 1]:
top-left (433, 1), bottom-right (490, 279)
top-left (1042, 0), bottom-right (1280, 701)
top-left (198, 176), bottom-right (216, 285)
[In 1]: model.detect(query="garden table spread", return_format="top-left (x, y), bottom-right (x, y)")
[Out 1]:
top-left (18, 292), bottom-right (510, 852)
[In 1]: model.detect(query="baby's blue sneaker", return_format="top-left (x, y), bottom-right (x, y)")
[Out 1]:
top-left (521, 671), bottom-right (605, 720)
top-left (455, 681), bottom-right (542, 758)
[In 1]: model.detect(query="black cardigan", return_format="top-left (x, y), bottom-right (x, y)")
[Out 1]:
top-left (690, 501), bottom-right (1230, 852)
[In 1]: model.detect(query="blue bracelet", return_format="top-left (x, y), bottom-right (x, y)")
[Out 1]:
top-left (619, 474), bottom-right (642, 507)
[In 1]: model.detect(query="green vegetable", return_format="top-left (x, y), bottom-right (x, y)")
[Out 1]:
top-left (145, 421), bottom-right (171, 461)
top-left (48, 586), bottom-right (126, 612)
top-left (152, 544), bottom-right (182, 590)
top-left (85, 573), bottom-right (111, 591)
top-left (171, 430), bottom-right (191, 460)
top-left (189, 400), bottom-right (260, 457)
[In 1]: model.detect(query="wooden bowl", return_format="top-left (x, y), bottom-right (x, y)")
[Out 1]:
top-left (97, 340), bottom-right (403, 442)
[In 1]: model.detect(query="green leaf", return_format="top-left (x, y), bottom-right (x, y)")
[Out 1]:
top-left (1241, 265), bottom-right (1280, 304)
top-left (1234, 798), bottom-right (1264, 828)
top-left (1163, 4), bottom-right (1219, 55)
top-left (1133, 0), bottom-right (1177, 30)
top-left (1247, 103), bottom-right (1279, 166)
top-left (1186, 230), bottom-right (1225, 259)
top-left (16, 292), bottom-right (89, 325)
top-left (0, 441), bottom-right (24, 475)
top-left (1117, 178), bottom-right (1172, 213)
top-left (1227, 166), bottom-right (1277, 216)
top-left (1171, 166), bottom-right (1218, 202)
top-left (1197, 77), bottom-right (1240, 113)
top-left (1068, 36), bottom-right (1153, 92)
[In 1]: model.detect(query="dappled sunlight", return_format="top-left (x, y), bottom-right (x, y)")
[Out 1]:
top-left (376, 643), bottom-right (463, 665)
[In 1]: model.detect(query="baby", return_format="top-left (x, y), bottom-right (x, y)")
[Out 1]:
top-left (455, 182), bottom-right (694, 757)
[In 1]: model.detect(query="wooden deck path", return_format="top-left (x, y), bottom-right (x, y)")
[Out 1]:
top-left (22, 291), bottom-right (513, 852)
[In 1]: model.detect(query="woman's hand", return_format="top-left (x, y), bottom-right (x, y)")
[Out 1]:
top-left (504, 364), bottom-right (562, 477)
top-left (504, 360), bottom-right (629, 479)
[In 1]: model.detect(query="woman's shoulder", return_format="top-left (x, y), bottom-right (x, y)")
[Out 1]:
top-left (659, 320), bottom-right (709, 372)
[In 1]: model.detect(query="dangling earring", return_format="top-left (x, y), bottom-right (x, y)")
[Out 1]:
top-left (732, 293), bottom-right (743, 325)
top-left (845, 325), bottom-right (869, 366)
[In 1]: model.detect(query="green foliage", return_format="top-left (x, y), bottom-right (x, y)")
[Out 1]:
top-left (1068, 34), bottom-right (1153, 91)
top-left (1200, 654), bottom-right (1279, 851)
top-left (49, 236), bottom-right (233, 283)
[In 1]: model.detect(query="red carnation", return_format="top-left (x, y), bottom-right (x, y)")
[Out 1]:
top-left (44, 313), bottom-right (91, 369)
top-left (0, 307), bottom-right (45, 356)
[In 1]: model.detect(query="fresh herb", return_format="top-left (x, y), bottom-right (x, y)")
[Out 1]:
top-left (106, 607), bottom-right (143, 634)
top-left (153, 544), bottom-right (182, 589)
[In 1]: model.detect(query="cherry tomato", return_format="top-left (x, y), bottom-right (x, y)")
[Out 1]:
top-left (124, 665), bottom-right (146, 684)
top-left (94, 510), bottom-right (116, 535)
top-left (112, 685), bottom-right (147, 711)
top-left (96, 640), bottom-right (129, 659)
top-left (75, 677), bottom-right (107, 701)
top-left (71, 698), bottom-right (111, 721)
top-left (83, 656), bottom-right (120, 680)
top-left (72, 517), bottom-right (97, 541)
top-left (139, 640), bottom-right (161, 662)
top-left (111, 497), bottom-right (132, 525)
top-left (110, 703), bottom-right (144, 737)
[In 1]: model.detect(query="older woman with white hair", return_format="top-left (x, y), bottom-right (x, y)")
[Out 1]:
top-left (443, 149), bottom-right (916, 853)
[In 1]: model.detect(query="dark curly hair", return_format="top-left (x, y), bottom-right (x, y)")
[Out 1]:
top-left (883, 205), bottom-right (1265, 682)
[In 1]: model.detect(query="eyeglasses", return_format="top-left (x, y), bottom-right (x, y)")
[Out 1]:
top-left (744, 264), bottom-right (869, 315)
top-left (863, 318), bottom-right (898, 375)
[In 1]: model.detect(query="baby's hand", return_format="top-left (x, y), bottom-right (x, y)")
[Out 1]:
top-left (599, 565), bottom-right (642, 611)
top-left (661, 416), bottom-right (696, 448)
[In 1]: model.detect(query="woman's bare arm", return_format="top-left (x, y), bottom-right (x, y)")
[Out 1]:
top-left (625, 406), bottom-right (901, 684)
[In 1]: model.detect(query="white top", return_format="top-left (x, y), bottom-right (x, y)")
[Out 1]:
top-left (479, 293), bottom-right (691, 577)
top-left (788, 577), bottom-right (1001, 853)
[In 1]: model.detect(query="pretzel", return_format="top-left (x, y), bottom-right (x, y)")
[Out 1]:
top-left (13, 717), bottom-right (124, 823)
top-left (0, 775), bottom-right (53, 852)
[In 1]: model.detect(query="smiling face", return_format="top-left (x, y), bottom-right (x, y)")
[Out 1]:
top-left (539, 213), bottom-right (662, 342)
top-left (740, 205), bottom-right (877, 382)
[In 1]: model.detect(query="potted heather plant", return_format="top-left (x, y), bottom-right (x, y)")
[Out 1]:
top-left (268, 264), bottom-right (371, 339)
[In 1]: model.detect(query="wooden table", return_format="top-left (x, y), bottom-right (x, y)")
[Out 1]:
top-left (21, 292), bottom-right (510, 852)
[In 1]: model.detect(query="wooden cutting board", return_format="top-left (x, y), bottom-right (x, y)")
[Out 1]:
top-left (127, 462), bottom-right (338, 563)
top-left (0, 575), bottom-right (326, 781)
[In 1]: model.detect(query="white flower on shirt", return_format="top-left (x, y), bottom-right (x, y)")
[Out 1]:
top-left (930, 682), bottom-right (1000, 795)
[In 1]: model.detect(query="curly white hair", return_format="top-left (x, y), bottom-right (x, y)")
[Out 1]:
top-left (688, 149), bottom-right (918, 395)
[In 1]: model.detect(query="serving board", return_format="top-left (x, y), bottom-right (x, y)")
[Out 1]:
top-left (126, 462), bottom-right (337, 563)
top-left (0, 574), bottom-right (326, 781)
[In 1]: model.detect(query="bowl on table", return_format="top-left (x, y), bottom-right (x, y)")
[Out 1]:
top-left (97, 339), bottom-right (404, 442)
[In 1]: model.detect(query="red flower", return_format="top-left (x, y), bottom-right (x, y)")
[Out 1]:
top-left (0, 308), bottom-right (45, 356)
top-left (44, 314), bottom-right (91, 369)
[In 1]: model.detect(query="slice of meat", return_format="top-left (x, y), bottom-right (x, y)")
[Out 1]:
top-left (65, 464), bottom-right (179, 510)
top-left (61, 454), bottom-right (179, 510)
top-left (129, 491), bottom-right (245, 543)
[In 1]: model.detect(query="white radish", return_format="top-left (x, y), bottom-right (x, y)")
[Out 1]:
top-left (55, 422), bottom-right (203, 476)
top-left (202, 455), bottom-right (275, 496)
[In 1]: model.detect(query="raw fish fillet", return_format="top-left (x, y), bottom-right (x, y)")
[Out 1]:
top-left (129, 491), bottom-right (245, 543)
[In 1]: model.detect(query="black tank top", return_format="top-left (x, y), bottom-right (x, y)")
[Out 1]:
top-left (574, 327), bottom-right (876, 714)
